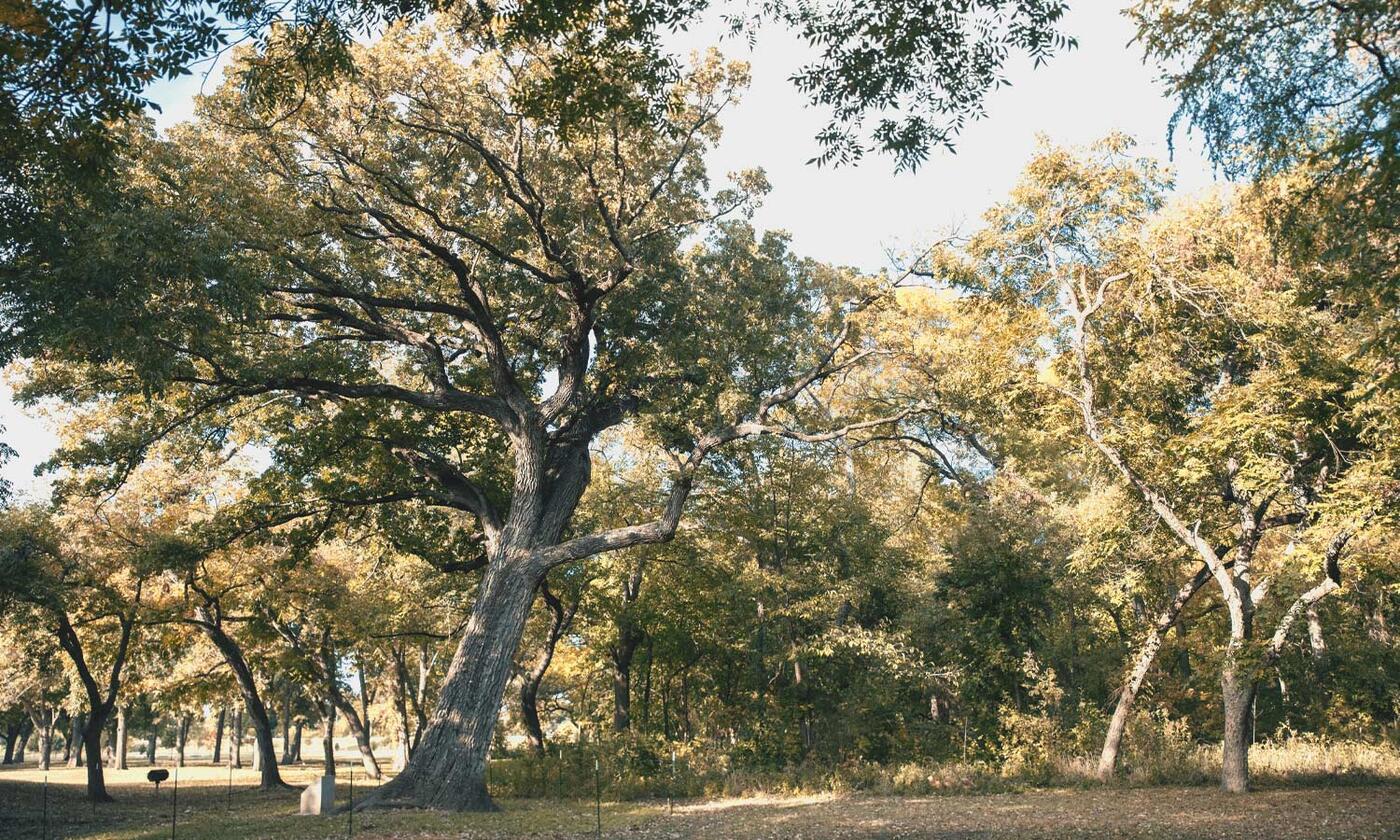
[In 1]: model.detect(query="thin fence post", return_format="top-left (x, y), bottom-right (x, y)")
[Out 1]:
top-left (594, 755), bottom-right (601, 840)
top-left (171, 764), bottom-right (178, 840)
top-left (669, 750), bottom-right (675, 816)
top-left (42, 774), bottom-right (48, 840)
top-left (227, 763), bottom-right (233, 811)
top-left (347, 768), bottom-right (354, 838)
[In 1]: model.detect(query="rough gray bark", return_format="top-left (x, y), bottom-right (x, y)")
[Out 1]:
top-left (365, 555), bottom-right (540, 810)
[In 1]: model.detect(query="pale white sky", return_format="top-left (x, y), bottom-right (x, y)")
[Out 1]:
top-left (0, 2), bottom-right (1217, 499)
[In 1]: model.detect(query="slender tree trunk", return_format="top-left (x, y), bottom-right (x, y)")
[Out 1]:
top-left (146, 725), bottom-right (157, 765)
top-left (611, 623), bottom-right (644, 732)
top-left (67, 713), bottom-right (85, 767)
top-left (364, 556), bottom-right (540, 810)
top-left (109, 706), bottom-right (128, 770)
top-left (520, 577), bottom-right (578, 754)
top-left (322, 703), bottom-right (337, 777)
top-left (290, 720), bottom-right (303, 763)
top-left (190, 610), bottom-right (287, 787)
top-left (59, 711), bottom-right (72, 765)
top-left (1098, 565), bottom-right (1210, 780)
top-left (332, 696), bottom-right (382, 779)
top-left (2, 720), bottom-right (17, 764)
top-left (392, 648), bottom-right (414, 770)
top-left (212, 707), bottom-right (225, 765)
top-left (230, 706), bottom-right (243, 769)
top-left (280, 683), bottom-right (292, 764)
top-left (176, 715), bottom-right (189, 767)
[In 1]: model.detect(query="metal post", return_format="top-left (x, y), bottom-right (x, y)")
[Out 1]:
top-left (42, 774), bottom-right (48, 840)
top-left (347, 768), bottom-right (354, 838)
top-left (594, 756), bottom-right (601, 839)
top-left (227, 763), bottom-right (233, 810)
top-left (171, 764), bottom-right (178, 840)
top-left (668, 750), bottom-right (675, 816)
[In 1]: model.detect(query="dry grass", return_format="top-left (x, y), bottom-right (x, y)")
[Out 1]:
top-left (2, 743), bottom-right (1398, 839)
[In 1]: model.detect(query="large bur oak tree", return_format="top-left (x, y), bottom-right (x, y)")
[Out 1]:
top-left (3, 24), bottom-right (903, 810)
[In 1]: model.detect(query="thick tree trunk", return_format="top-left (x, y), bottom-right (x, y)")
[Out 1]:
top-left (212, 707), bottom-right (225, 764)
top-left (1097, 565), bottom-right (1209, 780)
top-left (1220, 660), bottom-right (1256, 793)
top-left (190, 610), bottom-right (287, 787)
top-left (364, 557), bottom-right (540, 811)
top-left (67, 713), bottom-right (85, 768)
top-left (14, 718), bottom-right (32, 764)
top-left (611, 623), bottom-right (644, 732)
top-left (109, 706), bottom-right (128, 770)
top-left (519, 678), bottom-right (546, 756)
top-left (2, 720), bottom-right (18, 764)
top-left (81, 713), bottom-right (112, 802)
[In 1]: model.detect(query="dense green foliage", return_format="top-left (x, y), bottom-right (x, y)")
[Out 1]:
top-left (0, 0), bottom-right (1396, 811)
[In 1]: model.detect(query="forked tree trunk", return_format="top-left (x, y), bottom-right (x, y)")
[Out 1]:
top-left (364, 557), bottom-right (540, 810)
top-left (14, 718), bottom-right (31, 764)
top-left (1097, 565), bottom-right (1209, 780)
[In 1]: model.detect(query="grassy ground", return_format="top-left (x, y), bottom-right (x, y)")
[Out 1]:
top-left (1, 762), bottom-right (1397, 839)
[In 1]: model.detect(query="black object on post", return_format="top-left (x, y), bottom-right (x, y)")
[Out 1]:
top-left (147, 767), bottom-right (170, 791)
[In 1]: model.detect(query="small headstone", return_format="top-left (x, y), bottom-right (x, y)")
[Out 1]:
top-left (299, 775), bottom-right (335, 815)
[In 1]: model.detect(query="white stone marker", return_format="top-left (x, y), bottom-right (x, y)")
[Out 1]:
top-left (299, 775), bottom-right (335, 815)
